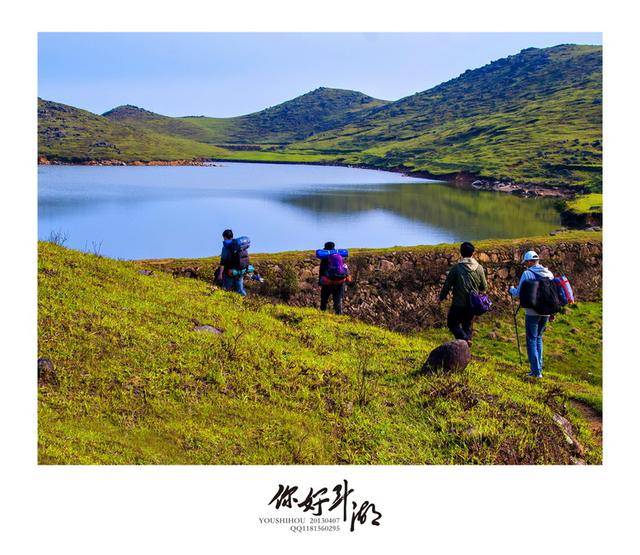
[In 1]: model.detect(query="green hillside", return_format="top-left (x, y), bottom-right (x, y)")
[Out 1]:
top-left (38, 45), bottom-right (602, 194)
top-left (38, 99), bottom-right (229, 162)
top-left (38, 241), bottom-right (601, 464)
top-left (286, 45), bottom-right (602, 190)
top-left (103, 87), bottom-right (388, 145)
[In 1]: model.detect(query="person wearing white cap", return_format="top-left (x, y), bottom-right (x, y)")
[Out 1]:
top-left (509, 250), bottom-right (554, 378)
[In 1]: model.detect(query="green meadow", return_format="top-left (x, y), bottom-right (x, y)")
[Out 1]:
top-left (38, 242), bottom-right (601, 465)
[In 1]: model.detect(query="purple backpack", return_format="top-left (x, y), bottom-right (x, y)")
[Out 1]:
top-left (327, 253), bottom-right (349, 280)
top-left (469, 291), bottom-right (492, 316)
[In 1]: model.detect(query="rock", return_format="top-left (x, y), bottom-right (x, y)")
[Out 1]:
top-left (552, 413), bottom-right (585, 457)
top-left (421, 340), bottom-right (471, 373)
top-left (378, 259), bottom-right (395, 272)
top-left (194, 325), bottom-right (223, 334)
top-left (298, 281), bottom-right (314, 291)
top-left (401, 260), bottom-right (414, 271)
top-left (299, 268), bottom-right (315, 280)
top-left (38, 358), bottom-right (57, 386)
top-left (137, 269), bottom-right (153, 276)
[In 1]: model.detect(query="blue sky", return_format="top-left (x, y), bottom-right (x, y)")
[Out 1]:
top-left (38, 32), bottom-right (602, 117)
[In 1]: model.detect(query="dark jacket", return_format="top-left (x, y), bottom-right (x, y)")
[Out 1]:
top-left (319, 257), bottom-right (328, 284)
top-left (439, 257), bottom-right (488, 307)
top-left (220, 239), bottom-right (233, 267)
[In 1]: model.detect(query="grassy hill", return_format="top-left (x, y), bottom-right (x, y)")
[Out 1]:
top-left (103, 88), bottom-right (388, 146)
top-left (286, 45), bottom-right (602, 190)
top-left (38, 45), bottom-right (602, 193)
top-left (38, 241), bottom-right (601, 464)
top-left (38, 99), bottom-right (229, 162)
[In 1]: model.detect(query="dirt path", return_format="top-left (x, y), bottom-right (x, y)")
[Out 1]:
top-left (570, 399), bottom-right (603, 443)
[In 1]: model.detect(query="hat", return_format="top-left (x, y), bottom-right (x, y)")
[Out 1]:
top-left (523, 250), bottom-right (539, 262)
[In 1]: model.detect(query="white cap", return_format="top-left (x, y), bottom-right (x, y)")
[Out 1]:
top-left (523, 250), bottom-right (539, 262)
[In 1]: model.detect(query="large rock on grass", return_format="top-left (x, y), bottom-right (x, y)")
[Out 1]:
top-left (38, 357), bottom-right (57, 386)
top-left (421, 340), bottom-right (471, 373)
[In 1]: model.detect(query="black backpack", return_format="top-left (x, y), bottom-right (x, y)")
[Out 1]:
top-left (229, 236), bottom-right (251, 271)
top-left (520, 277), bottom-right (563, 315)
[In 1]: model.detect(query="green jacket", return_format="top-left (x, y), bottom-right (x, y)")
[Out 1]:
top-left (439, 257), bottom-right (488, 307)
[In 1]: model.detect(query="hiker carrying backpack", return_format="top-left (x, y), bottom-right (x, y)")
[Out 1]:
top-left (219, 229), bottom-right (250, 296)
top-left (438, 241), bottom-right (490, 345)
top-left (509, 250), bottom-right (575, 378)
top-left (317, 241), bottom-right (350, 315)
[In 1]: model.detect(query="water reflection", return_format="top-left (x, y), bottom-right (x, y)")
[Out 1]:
top-left (281, 181), bottom-right (560, 240)
top-left (38, 163), bottom-right (560, 259)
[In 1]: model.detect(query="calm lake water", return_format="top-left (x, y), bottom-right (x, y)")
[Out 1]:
top-left (38, 162), bottom-right (560, 259)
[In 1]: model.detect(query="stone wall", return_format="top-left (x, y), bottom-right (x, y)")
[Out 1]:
top-left (160, 236), bottom-right (602, 332)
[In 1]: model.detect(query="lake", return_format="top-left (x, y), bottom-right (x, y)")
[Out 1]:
top-left (38, 162), bottom-right (561, 259)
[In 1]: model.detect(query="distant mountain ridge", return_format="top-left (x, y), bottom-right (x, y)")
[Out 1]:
top-left (291, 44), bottom-right (602, 190)
top-left (102, 87), bottom-right (388, 145)
top-left (38, 44), bottom-right (602, 191)
top-left (38, 99), bottom-right (226, 162)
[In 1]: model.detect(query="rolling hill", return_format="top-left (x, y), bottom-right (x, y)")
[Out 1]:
top-left (103, 87), bottom-right (388, 145)
top-left (38, 99), bottom-right (228, 162)
top-left (38, 44), bottom-right (602, 191)
top-left (287, 45), bottom-right (602, 189)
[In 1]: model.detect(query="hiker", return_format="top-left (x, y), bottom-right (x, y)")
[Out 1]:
top-left (317, 241), bottom-right (349, 315)
top-left (438, 241), bottom-right (488, 344)
top-left (509, 250), bottom-right (555, 378)
top-left (218, 229), bottom-right (247, 296)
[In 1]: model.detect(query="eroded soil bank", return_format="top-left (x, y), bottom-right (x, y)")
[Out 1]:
top-left (143, 232), bottom-right (602, 332)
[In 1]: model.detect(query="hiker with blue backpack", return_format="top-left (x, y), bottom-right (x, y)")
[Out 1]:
top-left (316, 241), bottom-right (351, 315)
top-left (509, 250), bottom-right (575, 378)
top-left (438, 242), bottom-right (490, 345)
top-left (218, 228), bottom-right (251, 296)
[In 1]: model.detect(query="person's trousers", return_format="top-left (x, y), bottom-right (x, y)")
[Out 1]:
top-left (447, 305), bottom-right (474, 341)
top-left (320, 284), bottom-right (344, 315)
top-left (223, 274), bottom-right (246, 296)
top-left (525, 314), bottom-right (549, 376)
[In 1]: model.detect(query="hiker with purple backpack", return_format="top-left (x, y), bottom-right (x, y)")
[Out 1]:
top-left (316, 241), bottom-right (351, 315)
top-left (438, 242), bottom-right (490, 346)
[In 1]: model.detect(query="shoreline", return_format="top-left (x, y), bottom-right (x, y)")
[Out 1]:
top-left (38, 155), bottom-right (577, 199)
top-left (38, 157), bottom-right (216, 167)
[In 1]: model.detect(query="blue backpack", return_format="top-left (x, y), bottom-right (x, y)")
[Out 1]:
top-left (229, 236), bottom-right (251, 272)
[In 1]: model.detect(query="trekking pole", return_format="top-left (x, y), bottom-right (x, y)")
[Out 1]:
top-left (509, 293), bottom-right (523, 365)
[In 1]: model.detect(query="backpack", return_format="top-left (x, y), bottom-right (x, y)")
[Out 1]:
top-left (460, 265), bottom-right (491, 316)
top-left (519, 275), bottom-right (563, 315)
top-left (316, 248), bottom-right (349, 259)
top-left (228, 236), bottom-right (251, 272)
top-left (553, 275), bottom-right (575, 306)
top-left (469, 291), bottom-right (492, 316)
top-left (325, 253), bottom-right (349, 284)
